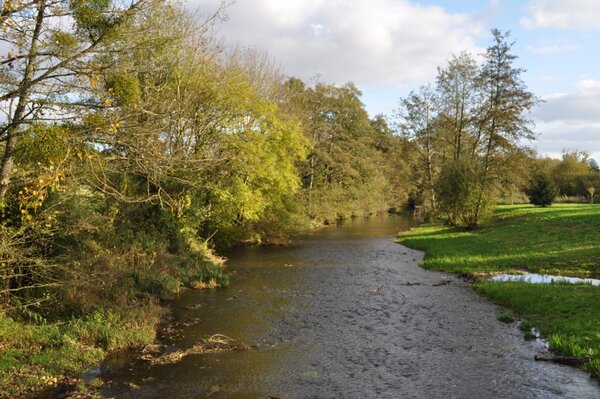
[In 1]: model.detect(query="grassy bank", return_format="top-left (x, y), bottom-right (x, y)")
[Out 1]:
top-left (398, 204), bottom-right (600, 376)
top-left (0, 248), bottom-right (228, 399)
top-left (0, 306), bottom-right (163, 398)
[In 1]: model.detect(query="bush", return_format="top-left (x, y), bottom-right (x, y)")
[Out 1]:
top-left (527, 172), bottom-right (559, 207)
top-left (435, 160), bottom-right (495, 228)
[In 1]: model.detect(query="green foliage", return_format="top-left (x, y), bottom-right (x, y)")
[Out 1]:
top-left (50, 31), bottom-right (78, 56)
top-left (105, 71), bottom-right (141, 105)
top-left (527, 172), bottom-right (559, 207)
top-left (70, 0), bottom-right (111, 34)
top-left (436, 160), bottom-right (494, 227)
top-left (395, 30), bottom-right (537, 228)
top-left (14, 124), bottom-right (71, 166)
top-left (283, 80), bottom-right (410, 223)
top-left (533, 152), bottom-right (600, 202)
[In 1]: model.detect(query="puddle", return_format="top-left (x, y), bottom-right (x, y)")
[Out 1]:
top-left (491, 273), bottom-right (600, 286)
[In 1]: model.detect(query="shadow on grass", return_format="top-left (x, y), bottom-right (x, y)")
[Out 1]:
top-left (398, 204), bottom-right (600, 277)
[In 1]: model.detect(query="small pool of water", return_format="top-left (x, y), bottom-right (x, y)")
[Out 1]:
top-left (491, 273), bottom-right (600, 286)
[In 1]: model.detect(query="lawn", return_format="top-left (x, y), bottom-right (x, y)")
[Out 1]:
top-left (399, 204), bottom-right (600, 277)
top-left (398, 204), bottom-right (600, 377)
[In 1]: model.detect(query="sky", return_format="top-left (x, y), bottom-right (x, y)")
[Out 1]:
top-left (187, 0), bottom-right (600, 161)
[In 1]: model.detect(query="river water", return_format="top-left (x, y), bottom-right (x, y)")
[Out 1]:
top-left (101, 215), bottom-right (600, 399)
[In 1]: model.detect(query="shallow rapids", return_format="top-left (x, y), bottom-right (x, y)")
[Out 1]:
top-left (101, 215), bottom-right (599, 399)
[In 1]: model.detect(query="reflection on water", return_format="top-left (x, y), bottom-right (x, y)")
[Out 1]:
top-left (101, 214), bottom-right (600, 399)
top-left (491, 273), bottom-right (600, 286)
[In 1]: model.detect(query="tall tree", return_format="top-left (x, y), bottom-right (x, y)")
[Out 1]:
top-left (471, 29), bottom-right (538, 225)
top-left (436, 52), bottom-right (480, 162)
top-left (282, 79), bottom-right (399, 221)
top-left (397, 84), bottom-right (439, 215)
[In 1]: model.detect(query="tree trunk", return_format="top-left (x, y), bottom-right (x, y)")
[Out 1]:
top-left (0, 1), bottom-right (46, 203)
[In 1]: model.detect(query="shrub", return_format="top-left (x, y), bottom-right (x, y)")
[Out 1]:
top-left (527, 172), bottom-right (559, 207)
top-left (435, 160), bottom-right (495, 228)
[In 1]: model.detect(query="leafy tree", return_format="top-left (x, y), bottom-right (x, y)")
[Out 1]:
top-left (470, 29), bottom-right (538, 225)
top-left (0, 0), bottom-right (165, 203)
top-left (395, 30), bottom-right (538, 227)
top-left (396, 85), bottom-right (439, 216)
top-left (435, 159), bottom-right (492, 226)
top-left (282, 79), bottom-right (402, 222)
top-left (436, 52), bottom-right (480, 162)
top-left (551, 151), bottom-right (595, 198)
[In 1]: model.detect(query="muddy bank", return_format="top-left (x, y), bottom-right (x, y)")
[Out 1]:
top-left (100, 216), bottom-right (600, 399)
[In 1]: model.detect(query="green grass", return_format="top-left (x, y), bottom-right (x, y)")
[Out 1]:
top-left (398, 204), bottom-right (600, 377)
top-left (0, 306), bottom-right (163, 398)
top-left (0, 238), bottom-right (228, 397)
top-left (399, 204), bottom-right (600, 277)
top-left (477, 282), bottom-right (600, 351)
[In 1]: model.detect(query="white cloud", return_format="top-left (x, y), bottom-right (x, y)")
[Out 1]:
top-left (188, 0), bottom-right (483, 86)
top-left (536, 80), bottom-right (600, 123)
top-left (533, 79), bottom-right (600, 157)
top-left (526, 43), bottom-right (581, 54)
top-left (522, 0), bottom-right (600, 29)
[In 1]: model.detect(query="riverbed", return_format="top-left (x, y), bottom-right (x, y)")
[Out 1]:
top-left (101, 215), bottom-right (600, 398)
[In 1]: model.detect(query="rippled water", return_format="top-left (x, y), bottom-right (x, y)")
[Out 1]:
top-left (101, 215), bottom-right (600, 399)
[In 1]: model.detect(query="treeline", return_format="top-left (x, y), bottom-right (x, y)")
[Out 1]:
top-left (532, 152), bottom-right (600, 203)
top-left (0, 0), bottom-right (414, 322)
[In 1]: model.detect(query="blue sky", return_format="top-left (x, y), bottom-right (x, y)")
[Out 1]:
top-left (188, 0), bottom-right (600, 160)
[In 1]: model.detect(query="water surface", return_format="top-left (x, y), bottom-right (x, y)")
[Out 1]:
top-left (492, 273), bottom-right (600, 286)
top-left (102, 215), bottom-right (600, 399)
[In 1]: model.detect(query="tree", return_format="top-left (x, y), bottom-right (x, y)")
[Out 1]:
top-left (395, 30), bottom-right (539, 227)
top-left (552, 151), bottom-right (595, 198)
top-left (435, 159), bottom-right (489, 226)
top-left (527, 172), bottom-right (559, 207)
top-left (397, 85), bottom-right (439, 216)
top-left (470, 29), bottom-right (538, 225)
top-left (282, 79), bottom-right (398, 222)
top-left (587, 186), bottom-right (596, 204)
top-left (0, 0), bottom-right (165, 203)
top-left (436, 52), bottom-right (480, 163)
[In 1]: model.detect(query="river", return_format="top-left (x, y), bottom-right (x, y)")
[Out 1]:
top-left (100, 215), bottom-right (600, 399)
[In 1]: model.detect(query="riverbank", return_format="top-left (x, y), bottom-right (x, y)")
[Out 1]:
top-left (0, 247), bottom-right (228, 399)
top-left (100, 214), bottom-right (599, 398)
top-left (0, 305), bottom-right (163, 398)
top-left (398, 204), bottom-right (600, 377)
